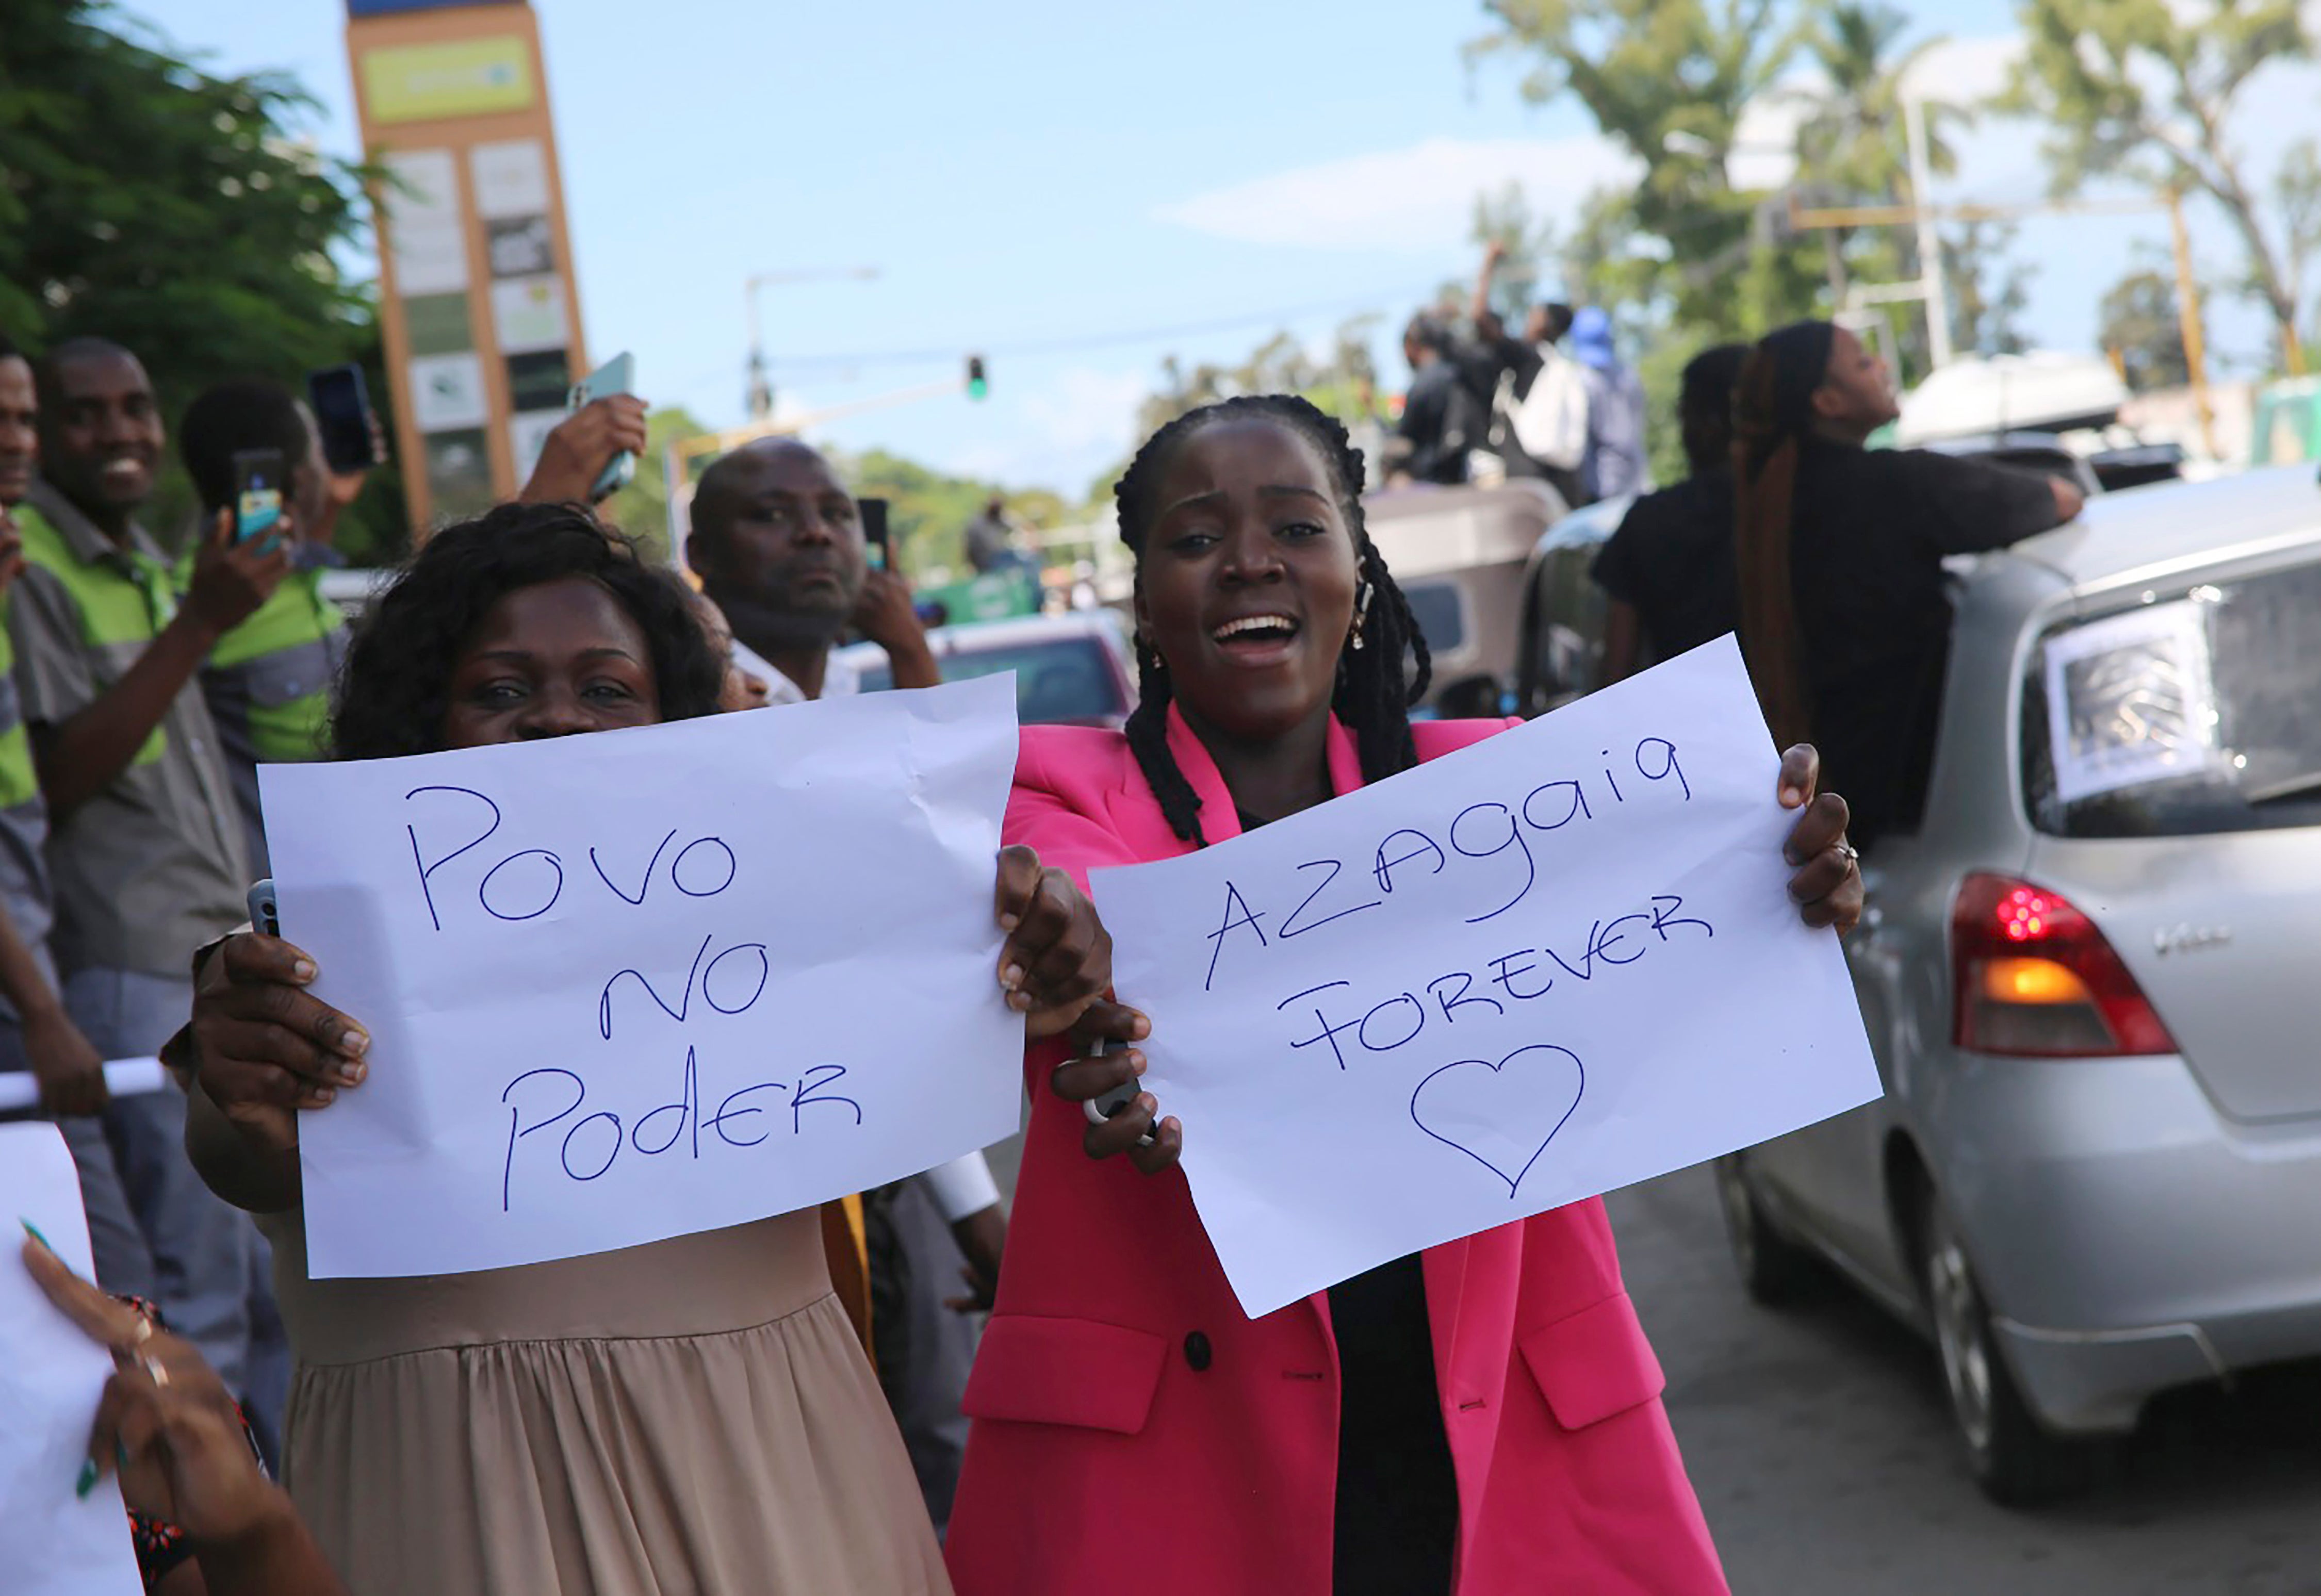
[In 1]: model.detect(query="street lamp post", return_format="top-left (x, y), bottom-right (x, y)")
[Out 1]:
top-left (745, 266), bottom-right (879, 420)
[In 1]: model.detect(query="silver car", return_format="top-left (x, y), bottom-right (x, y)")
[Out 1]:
top-left (1716, 463), bottom-right (2321, 1505)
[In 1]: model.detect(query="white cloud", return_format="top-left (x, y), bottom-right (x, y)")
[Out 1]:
top-left (1154, 136), bottom-right (1640, 251)
top-left (1900, 33), bottom-right (2022, 107)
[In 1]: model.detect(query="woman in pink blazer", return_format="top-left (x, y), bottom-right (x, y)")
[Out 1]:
top-left (944, 396), bottom-right (1864, 1596)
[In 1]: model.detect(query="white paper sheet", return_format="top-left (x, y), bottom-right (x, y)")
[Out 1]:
top-left (0, 1123), bottom-right (143, 1596)
top-left (259, 676), bottom-right (1023, 1279)
top-left (0, 1059), bottom-right (166, 1113)
top-left (1092, 638), bottom-right (1883, 1318)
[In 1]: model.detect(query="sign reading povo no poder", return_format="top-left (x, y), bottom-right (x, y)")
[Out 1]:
top-left (260, 677), bottom-right (1022, 1279)
top-left (1092, 639), bottom-right (1882, 1319)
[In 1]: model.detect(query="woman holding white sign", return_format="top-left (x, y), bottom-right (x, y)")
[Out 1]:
top-left (944, 396), bottom-right (1863, 1596)
top-left (173, 505), bottom-right (1114, 1596)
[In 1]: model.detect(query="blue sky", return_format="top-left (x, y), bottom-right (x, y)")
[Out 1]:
top-left (120, 0), bottom-right (2317, 499)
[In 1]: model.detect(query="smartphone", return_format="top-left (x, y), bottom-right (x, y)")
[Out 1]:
top-left (232, 450), bottom-right (285, 551)
top-left (859, 496), bottom-right (890, 572)
top-left (247, 879), bottom-right (280, 940)
top-left (1082, 1039), bottom-right (1145, 1127)
top-left (567, 351), bottom-right (636, 502)
top-left (307, 364), bottom-right (384, 474)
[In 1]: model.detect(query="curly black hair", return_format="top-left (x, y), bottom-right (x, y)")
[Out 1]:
top-left (332, 501), bottom-right (726, 761)
top-left (1114, 393), bottom-right (1431, 846)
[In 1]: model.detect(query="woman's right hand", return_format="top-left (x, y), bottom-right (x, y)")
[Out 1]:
top-left (189, 933), bottom-right (372, 1153)
top-left (1048, 1000), bottom-right (1181, 1175)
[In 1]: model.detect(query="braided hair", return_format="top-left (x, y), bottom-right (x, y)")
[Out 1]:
top-left (1114, 394), bottom-right (1431, 846)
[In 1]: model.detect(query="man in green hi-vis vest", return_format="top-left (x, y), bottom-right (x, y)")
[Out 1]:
top-left (173, 380), bottom-right (359, 875)
top-left (10, 336), bottom-right (287, 1412)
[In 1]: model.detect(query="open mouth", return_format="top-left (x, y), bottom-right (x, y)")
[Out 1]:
top-left (99, 457), bottom-right (148, 487)
top-left (1210, 612), bottom-right (1301, 660)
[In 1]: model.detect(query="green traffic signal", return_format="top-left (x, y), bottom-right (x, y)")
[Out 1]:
top-left (966, 354), bottom-right (988, 400)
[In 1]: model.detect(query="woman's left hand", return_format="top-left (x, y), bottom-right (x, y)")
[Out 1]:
top-left (993, 845), bottom-right (1113, 1040)
top-left (1777, 745), bottom-right (1862, 934)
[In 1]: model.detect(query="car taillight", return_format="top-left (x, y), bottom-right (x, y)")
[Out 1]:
top-left (1951, 874), bottom-right (2177, 1058)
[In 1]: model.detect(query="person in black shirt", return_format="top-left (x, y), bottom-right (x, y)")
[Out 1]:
top-left (1734, 320), bottom-right (2082, 848)
top-left (1592, 342), bottom-right (1750, 681)
top-left (1391, 314), bottom-right (1483, 486)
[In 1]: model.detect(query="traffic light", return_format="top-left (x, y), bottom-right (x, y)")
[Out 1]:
top-left (966, 354), bottom-right (988, 401)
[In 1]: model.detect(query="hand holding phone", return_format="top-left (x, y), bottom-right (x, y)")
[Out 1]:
top-left (567, 352), bottom-right (638, 501)
top-left (231, 450), bottom-right (286, 554)
top-left (307, 365), bottom-right (386, 476)
top-left (859, 497), bottom-right (890, 571)
top-left (247, 880), bottom-right (280, 940)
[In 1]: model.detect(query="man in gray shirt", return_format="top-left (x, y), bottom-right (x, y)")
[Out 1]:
top-left (12, 337), bottom-right (285, 1404)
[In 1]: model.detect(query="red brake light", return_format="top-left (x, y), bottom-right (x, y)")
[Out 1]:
top-left (1951, 874), bottom-right (2177, 1058)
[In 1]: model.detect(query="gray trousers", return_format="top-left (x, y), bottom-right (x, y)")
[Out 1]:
top-left (876, 1175), bottom-right (982, 1536)
top-left (63, 966), bottom-right (276, 1416)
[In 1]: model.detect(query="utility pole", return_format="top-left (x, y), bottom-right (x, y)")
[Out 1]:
top-left (1789, 189), bottom-right (2222, 458)
top-left (2164, 187), bottom-right (2220, 458)
top-left (1903, 96), bottom-right (1953, 369)
top-left (744, 266), bottom-right (879, 420)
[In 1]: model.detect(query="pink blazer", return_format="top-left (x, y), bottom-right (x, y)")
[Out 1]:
top-left (944, 708), bottom-right (1727, 1596)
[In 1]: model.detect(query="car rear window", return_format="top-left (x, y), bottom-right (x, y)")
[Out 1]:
top-left (2020, 558), bottom-right (2321, 836)
top-left (854, 636), bottom-right (1126, 725)
top-left (1401, 580), bottom-right (1466, 653)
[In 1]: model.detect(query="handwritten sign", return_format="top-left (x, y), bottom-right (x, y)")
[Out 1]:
top-left (0, 1123), bottom-right (143, 1596)
top-left (1091, 639), bottom-right (1881, 1318)
top-left (260, 676), bottom-right (1022, 1279)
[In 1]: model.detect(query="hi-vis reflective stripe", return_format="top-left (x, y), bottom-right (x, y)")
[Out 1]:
top-left (195, 568), bottom-right (345, 670)
top-left (15, 506), bottom-right (171, 767)
top-left (231, 632), bottom-right (341, 763)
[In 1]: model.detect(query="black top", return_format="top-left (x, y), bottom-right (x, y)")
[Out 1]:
top-left (1237, 808), bottom-right (1458, 1596)
top-left (1328, 1254), bottom-right (1460, 1595)
top-left (1397, 361), bottom-right (1482, 486)
top-left (1591, 468), bottom-right (1739, 661)
top-left (1782, 441), bottom-right (2063, 846)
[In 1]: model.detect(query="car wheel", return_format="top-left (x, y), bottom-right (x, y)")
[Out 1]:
top-left (1713, 1153), bottom-right (1818, 1306)
top-left (1918, 1192), bottom-right (2100, 1506)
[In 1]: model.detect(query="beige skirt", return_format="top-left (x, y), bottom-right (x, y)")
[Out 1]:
top-left (263, 1207), bottom-right (950, 1596)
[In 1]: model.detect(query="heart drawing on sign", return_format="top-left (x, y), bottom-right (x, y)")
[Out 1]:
top-left (1408, 1044), bottom-right (1587, 1199)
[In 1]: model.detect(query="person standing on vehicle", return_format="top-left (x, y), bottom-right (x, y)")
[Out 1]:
top-left (1592, 343), bottom-right (1750, 682)
top-left (1733, 320), bottom-right (2083, 850)
top-left (1388, 315), bottom-right (1482, 487)
top-left (1464, 246), bottom-right (1590, 506)
top-left (1570, 307), bottom-right (1648, 502)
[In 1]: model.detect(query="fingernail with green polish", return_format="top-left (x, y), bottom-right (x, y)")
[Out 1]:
top-left (74, 1458), bottom-right (98, 1500)
top-left (20, 1217), bottom-right (52, 1252)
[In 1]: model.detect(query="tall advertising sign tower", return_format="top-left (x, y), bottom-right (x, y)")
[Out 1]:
top-left (345, 0), bottom-right (586, 534)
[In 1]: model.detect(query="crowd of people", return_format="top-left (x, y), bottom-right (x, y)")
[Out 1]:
top-left (1382, 239), bottom-right (2086, 858)
top-left (0, 295), bottom-right (1903, 1596)
top-left (1382, 241), bottom-right (1649, 508)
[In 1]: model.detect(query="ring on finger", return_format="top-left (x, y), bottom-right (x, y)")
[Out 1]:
top-left (1833, 841), bottom-right (1860, 871)
top-left (141, 1354), bottom-right (169, 1389)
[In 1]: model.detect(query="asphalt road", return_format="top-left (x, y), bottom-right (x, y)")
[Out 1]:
top-left (1609, 1167), bottom-right (2321, 1595)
